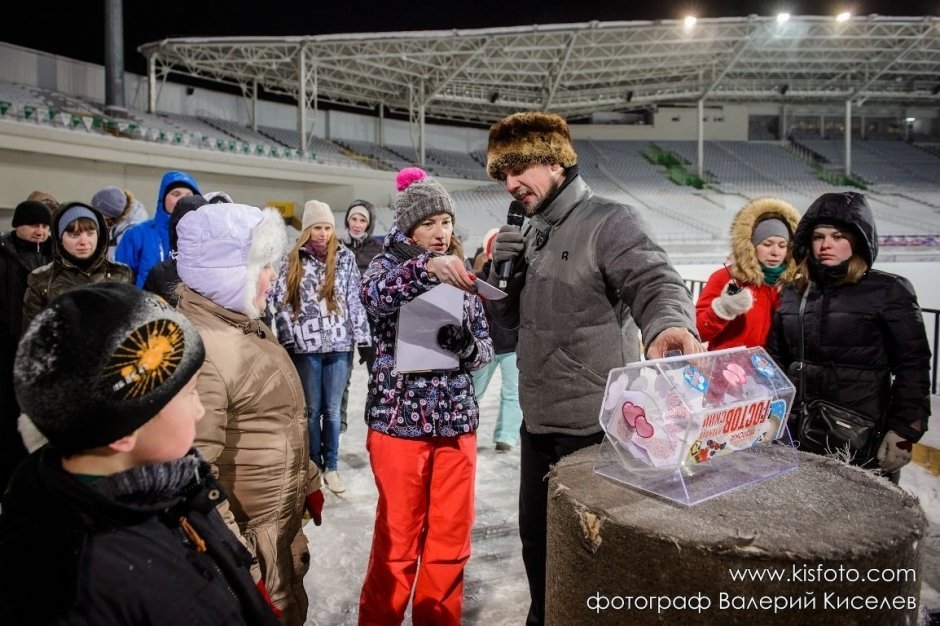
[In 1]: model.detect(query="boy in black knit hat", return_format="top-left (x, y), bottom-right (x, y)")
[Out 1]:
top-left (0, 283), bottom-right (280, 625)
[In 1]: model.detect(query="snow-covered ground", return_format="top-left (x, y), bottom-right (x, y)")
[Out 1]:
top-left (904, 396), bottom-right (940, 620)
top-left (303, 362), bottom-right (529, 626)
top-left (303, 261), bottom-right (939, 625)
top-left (304, 369), bottom-right (939, 626)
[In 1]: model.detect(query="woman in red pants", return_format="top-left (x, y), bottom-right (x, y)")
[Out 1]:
top-left (358, 168), bottom-right (493, 625)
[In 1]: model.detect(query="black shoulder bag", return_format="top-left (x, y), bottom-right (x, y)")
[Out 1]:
top-left (796, 284), bottom-right (883, 464)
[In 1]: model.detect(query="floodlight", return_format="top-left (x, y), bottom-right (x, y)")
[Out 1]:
top-left (683, 16), bottom-right (697, 29)
top-left (905, 117), bottom-right (916, 123)
top-left (836, 12), bottom-right (851, 22)
top-left (777, 13), bottom-right (790, 23)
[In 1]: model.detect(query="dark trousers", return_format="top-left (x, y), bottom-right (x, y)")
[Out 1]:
top-left (0, 348), bottom-right (27, 493)
top-left (339, 346), bottom-right (375, 432)
top-left (519, 423), bottom-right (604, 625)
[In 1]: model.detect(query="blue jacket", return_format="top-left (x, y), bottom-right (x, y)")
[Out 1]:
top-left (116, 171), bottom-right (200, 287)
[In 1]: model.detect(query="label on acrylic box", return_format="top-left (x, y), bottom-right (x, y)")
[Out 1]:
top-left (598, 347), bottom-right (795, 471)
top-left (685, 396), bottom-right (776, 464)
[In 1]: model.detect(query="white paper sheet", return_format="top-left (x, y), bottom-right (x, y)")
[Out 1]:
top-left (395, 284), bottom-right (465, 373)
top-left (474, 278), bottom-right (507, 301)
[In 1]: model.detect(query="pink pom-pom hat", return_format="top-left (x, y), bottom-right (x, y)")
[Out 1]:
top-left (395, 167), bottom-right (427, 192)
top-left (393, 167), bottom-right (456, 234)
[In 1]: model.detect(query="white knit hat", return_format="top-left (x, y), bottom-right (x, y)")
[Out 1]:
top-left (176, 203), bottom-right (287, 319)
top-left (302, 200), bottom-right (335, 231)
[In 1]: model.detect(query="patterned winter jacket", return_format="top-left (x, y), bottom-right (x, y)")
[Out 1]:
top-left (359, 226), bottom-right (493, 438)
top-left (271, 245), bottom-right (371, 353)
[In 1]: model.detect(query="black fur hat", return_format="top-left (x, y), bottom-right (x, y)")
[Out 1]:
top-left (14, 283), bottom-right (205, 453)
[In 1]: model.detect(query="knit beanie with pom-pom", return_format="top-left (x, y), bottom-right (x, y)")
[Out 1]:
top-left (393, 167), bottom-right (455, 235)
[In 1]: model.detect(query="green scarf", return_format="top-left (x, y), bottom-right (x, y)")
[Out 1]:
top-left (761, 263), bottom-right (786, 285)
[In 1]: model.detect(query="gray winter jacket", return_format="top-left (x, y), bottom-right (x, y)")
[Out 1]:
top-left (489, 174), bottom-right (696, 435)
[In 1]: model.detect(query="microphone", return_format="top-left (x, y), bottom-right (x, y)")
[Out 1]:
top-left (498, 201), bottom-right (526, 290)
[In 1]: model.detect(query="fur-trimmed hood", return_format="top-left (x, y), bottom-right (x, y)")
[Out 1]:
top-left (729, 197), bottom-right (801, 286)
top-left (176, 203), bottom-right (287, 319)
top-left (486, 112), bottom-right (577, 181)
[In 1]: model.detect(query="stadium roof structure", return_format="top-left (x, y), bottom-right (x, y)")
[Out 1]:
top-left (139, 15), bottom-right (940, 128)
top-left (137, 14), bottom-right (940, 173)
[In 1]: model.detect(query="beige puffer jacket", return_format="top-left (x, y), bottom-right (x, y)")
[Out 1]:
top-left (177, 285), bottom-right (320, 626)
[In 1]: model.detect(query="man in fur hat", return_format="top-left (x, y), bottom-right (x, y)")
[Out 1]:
top-left (485, 111), bottom-right (701, 625)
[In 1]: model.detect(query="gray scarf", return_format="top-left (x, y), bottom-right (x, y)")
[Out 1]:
top-left (90, 449), bottom-right (204, 506)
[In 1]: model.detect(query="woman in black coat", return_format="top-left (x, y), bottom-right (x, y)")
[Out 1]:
top-left (766, 191), bottom-right (931, 478)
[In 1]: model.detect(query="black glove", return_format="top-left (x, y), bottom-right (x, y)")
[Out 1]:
top-left (437, 324), bottom-right (475, 359)
top-left (357, 344), bottom-right (374, 365)
top-left (491, 225), bottom-right (524, 266)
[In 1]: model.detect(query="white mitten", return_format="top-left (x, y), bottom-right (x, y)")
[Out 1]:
top-left (711, 282), bottom-right (754, 320)
top-left (876, 430), bottom-right (913, 473)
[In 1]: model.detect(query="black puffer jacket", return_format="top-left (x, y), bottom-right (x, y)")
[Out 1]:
top-left (766, 192), bottom-right (931, 455)
top-left (0, 232), bottom-right (52, 349)
top-left (0, 233), bottom-right (52, 491)
top-left (0, 448), bottom-right (280, 625)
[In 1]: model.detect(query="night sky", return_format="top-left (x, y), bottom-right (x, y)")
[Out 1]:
top-left (2, 0), bottom-right (937, 75)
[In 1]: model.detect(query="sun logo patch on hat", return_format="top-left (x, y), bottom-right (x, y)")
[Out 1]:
top-left (104, 319), bottom-right (186, 398)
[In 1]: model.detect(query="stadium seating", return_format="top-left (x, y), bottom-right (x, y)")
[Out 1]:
top-left (2, 77), bottom-right (938, 255)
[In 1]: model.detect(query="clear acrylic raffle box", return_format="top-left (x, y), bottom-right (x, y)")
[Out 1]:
top-left (593, 346), bottom-right (798, 506)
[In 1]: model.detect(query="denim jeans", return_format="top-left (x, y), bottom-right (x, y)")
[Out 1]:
top-left (471, 352), bottom-right (522, 445)
top-left (291, 351), bottom-right (352, 470)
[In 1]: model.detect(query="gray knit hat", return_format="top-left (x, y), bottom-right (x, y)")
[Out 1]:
top-left (751, 218), bottom-right (791, 245)
top-left (393, 167), bottom-right (455, 235)
top-left (56, 204), bottom-right (99, 238)
top-left (91, 186), bottom-right (128, 219)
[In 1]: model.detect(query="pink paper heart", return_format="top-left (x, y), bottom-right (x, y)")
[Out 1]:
top-left (723, 363), bottom-right (747, 385)
top-left (633, 414), bottom-right (655, 439)
top-left (621, 402), bottom-right (654, 438)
